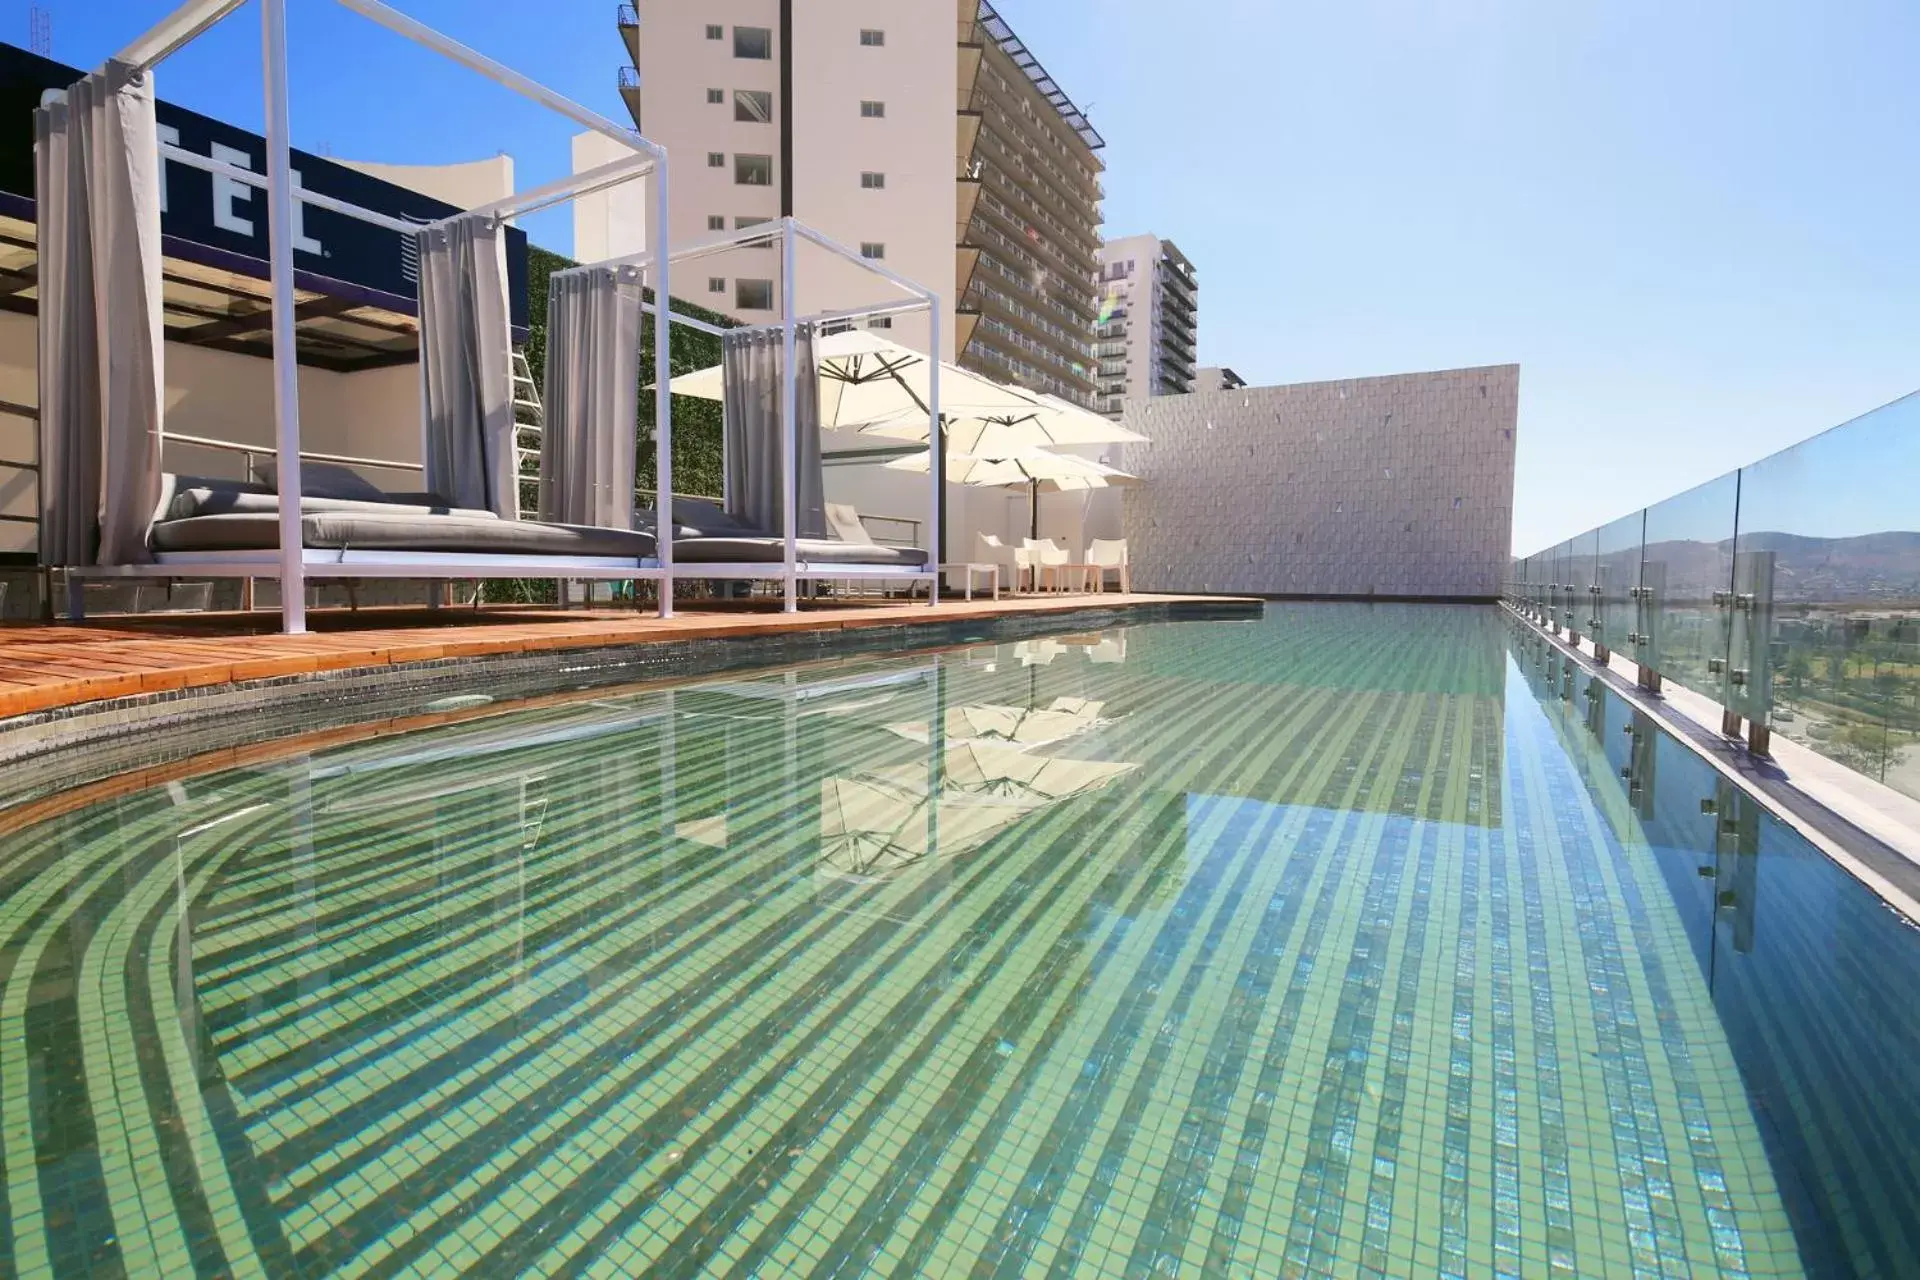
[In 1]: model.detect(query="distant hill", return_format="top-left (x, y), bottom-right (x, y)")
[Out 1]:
top-left (1633, 530), bottom-right (1920, 605)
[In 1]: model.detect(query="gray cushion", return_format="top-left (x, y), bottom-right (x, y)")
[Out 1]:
top-left (168, 486), bottom-right (494, 521)
top-left (671, 536), bottom-right (928, 567)
top-left (253, 460), bottom-right (392, 501)
top-left (635, 497), bottom-right (756, 537)
top-left (152, 512), bottom-right (657, 558)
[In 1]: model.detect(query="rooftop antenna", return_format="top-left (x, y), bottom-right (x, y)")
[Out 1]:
top-left (28, 3), bottom-right (51, 56)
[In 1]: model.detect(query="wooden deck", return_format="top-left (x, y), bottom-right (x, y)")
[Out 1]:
top-left (0, 593), bottom-right (1242, 721)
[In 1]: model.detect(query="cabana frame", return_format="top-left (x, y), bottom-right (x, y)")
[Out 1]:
top-left (65, 0), bottom-right (948, 629)
top-left (70, 0), bottom-right (675, 633)
top-left (562, 214), bottom-right (943, 612)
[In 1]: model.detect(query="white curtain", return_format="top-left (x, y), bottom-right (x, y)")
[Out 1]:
top-left (721, 325), bottom-right (825, 538)
top-left (417, 214), bottom-right (515, 515)
top-left (34, 61), bottom-right (164, 566)
top-left (539, 267), bottom-right (639, 529)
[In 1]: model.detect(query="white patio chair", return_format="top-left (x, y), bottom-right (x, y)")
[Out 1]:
top-left (1087, 538), bottom-right (1131, 594)
top-left (1022, 538), bottom-right (1071, 593)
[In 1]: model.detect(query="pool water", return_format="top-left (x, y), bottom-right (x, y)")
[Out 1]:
top-left (0, 604), bottom-right (1915, 1278)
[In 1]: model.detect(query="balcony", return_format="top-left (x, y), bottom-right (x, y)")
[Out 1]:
top-left (965, 77), bottom-right (1105, 207)
top-left (967, 202), bottom-right (1096, 310)
top-left (617, 65), bottom-right (641, 130)
top-left (972, 120), bottom-right (1102, 244)
top-left (617, 3), bottom-right (639, 67)
top-left (972, 159), bottom-right (1098, 278)
top-left (966, 235), bottom-right (1095, 334)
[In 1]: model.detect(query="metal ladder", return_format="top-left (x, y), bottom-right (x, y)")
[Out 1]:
top-left (510, 349), bottom-right (543, 520)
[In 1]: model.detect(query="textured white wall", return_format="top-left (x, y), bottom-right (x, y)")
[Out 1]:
top-left (1122, 364), bottom-right (1518, 598)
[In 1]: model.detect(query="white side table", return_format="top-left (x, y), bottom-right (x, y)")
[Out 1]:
top-left (939, 563), bottom-right (1001, 600)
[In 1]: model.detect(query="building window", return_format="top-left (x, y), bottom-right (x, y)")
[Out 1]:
top-left (860, 171), bottom-right (885, 190)
top-left (868, 316), bottom-right (892, 329)
top-left (705, 24), bottom-right (723, 40)
top-left (736, 278), bottom-right (774, 311)
top-left (860, 242), bottom-right (885, 259)
top-left (706, 88), bottom-right (724, 105)
top-left (707, 215), bottom-right (726, 231)
top-left (708, 277), bottom-right (726, 294)
top-left (859, 28), bottom-right (884, 46)
top-left (707, 152), bottom-right (725, 168)
top-left (860, 100), bottom-right (885, 118)
top-left (734, 26), bottom-right (772, 59)
top-left (734, 89), bottom-right (773, 123)
top-left (736, 215), bottom-right (774, 248)
top-left (735, 154), bottom-right (773, 186)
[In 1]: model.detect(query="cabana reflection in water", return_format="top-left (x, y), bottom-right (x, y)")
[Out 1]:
top-left (11, 605), bottom-right (1920, 1276)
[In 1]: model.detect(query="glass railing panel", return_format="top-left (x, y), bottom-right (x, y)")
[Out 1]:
top-left (1595, 510), bottom-right (1645, 660)
top-left (1573, 528), bottom-right (1600, 643)
top-left (1641, 471), bottom-right (1738, 701)
top-left (1735, 391), bottom-right (1920, 797)
top-left (1543, 537), bottom-right (1574, 637)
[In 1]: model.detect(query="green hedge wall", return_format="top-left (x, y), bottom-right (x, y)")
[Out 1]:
top-left (522, 244), bottom-right (731, 501)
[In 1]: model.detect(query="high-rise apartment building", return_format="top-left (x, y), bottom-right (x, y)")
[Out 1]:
top-left (583, 1), bottom-right (1103, 404)
top-left (953, 2), bottom-right (1104, 406)
top-left (1095, 234), bottom-right (1198, 417)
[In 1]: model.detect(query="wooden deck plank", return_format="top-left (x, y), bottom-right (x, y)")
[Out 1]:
top-left (0, 594), bottom-right (1244, 722)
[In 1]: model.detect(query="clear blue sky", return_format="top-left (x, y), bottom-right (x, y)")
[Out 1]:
top-left (13, 0), bottom-right (1920, 553)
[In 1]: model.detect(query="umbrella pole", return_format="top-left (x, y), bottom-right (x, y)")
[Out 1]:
top-left (1029, 479), bottom-right (1039, 541)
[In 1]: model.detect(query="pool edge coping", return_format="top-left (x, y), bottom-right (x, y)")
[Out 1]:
top-left (1507, 603), bottom-right (1920, 925)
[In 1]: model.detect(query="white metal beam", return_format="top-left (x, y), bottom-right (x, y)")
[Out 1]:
top-left (260, 0), bottom-right (306, 634)
top-left (780, 217), bottom-right (799, 613)
top-left (448, 152), bottom-right (654, 229)
top-left (159, 143), bottom-right (423, 234)
top-left (652, 163), bottom-right (676, 619)
top-left (789, 221), bottom-right (939, 305)
top-left (117, 0), bottom-right (246, 71)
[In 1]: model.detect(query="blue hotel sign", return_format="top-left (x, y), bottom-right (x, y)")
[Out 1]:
top-left (0, 42), bottom-right (528, 330)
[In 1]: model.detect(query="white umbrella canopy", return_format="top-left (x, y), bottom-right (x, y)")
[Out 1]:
top-left (858, 394), bottom-right (1146, 453)
top-left (882, 446), bottom-right (1141, 491)
top-left (664, 330), bottom-right (1038, 430)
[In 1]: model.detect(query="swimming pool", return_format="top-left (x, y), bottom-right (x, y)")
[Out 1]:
top-left (0, 604), bottom-right (1913, 1278)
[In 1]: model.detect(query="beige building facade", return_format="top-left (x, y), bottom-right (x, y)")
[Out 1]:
top-left (583, 0), bottom-right (1103, 402)
top-left (1096, 234), bottom-right (1198, 418)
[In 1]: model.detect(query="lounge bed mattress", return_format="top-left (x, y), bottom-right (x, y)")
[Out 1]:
top-left (669, 536), bottom-right (929, 567)
top-left (151, 512), bottom-right (660, 557)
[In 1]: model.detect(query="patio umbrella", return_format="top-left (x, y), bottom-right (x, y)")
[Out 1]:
top-left (665, 330), bottom-right (1044, 561)
top-left (858, 393), bottom-right (1146, 455)
top-left (884, 447), bottom-right (1142, 538)
top-left (665, 329), bottom-right (1038, 429)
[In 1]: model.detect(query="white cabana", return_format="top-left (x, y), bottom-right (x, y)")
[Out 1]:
top-left (50, 1), bottom-right (953, 631)
top-left (53, 0), bottom-right (675, 634)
